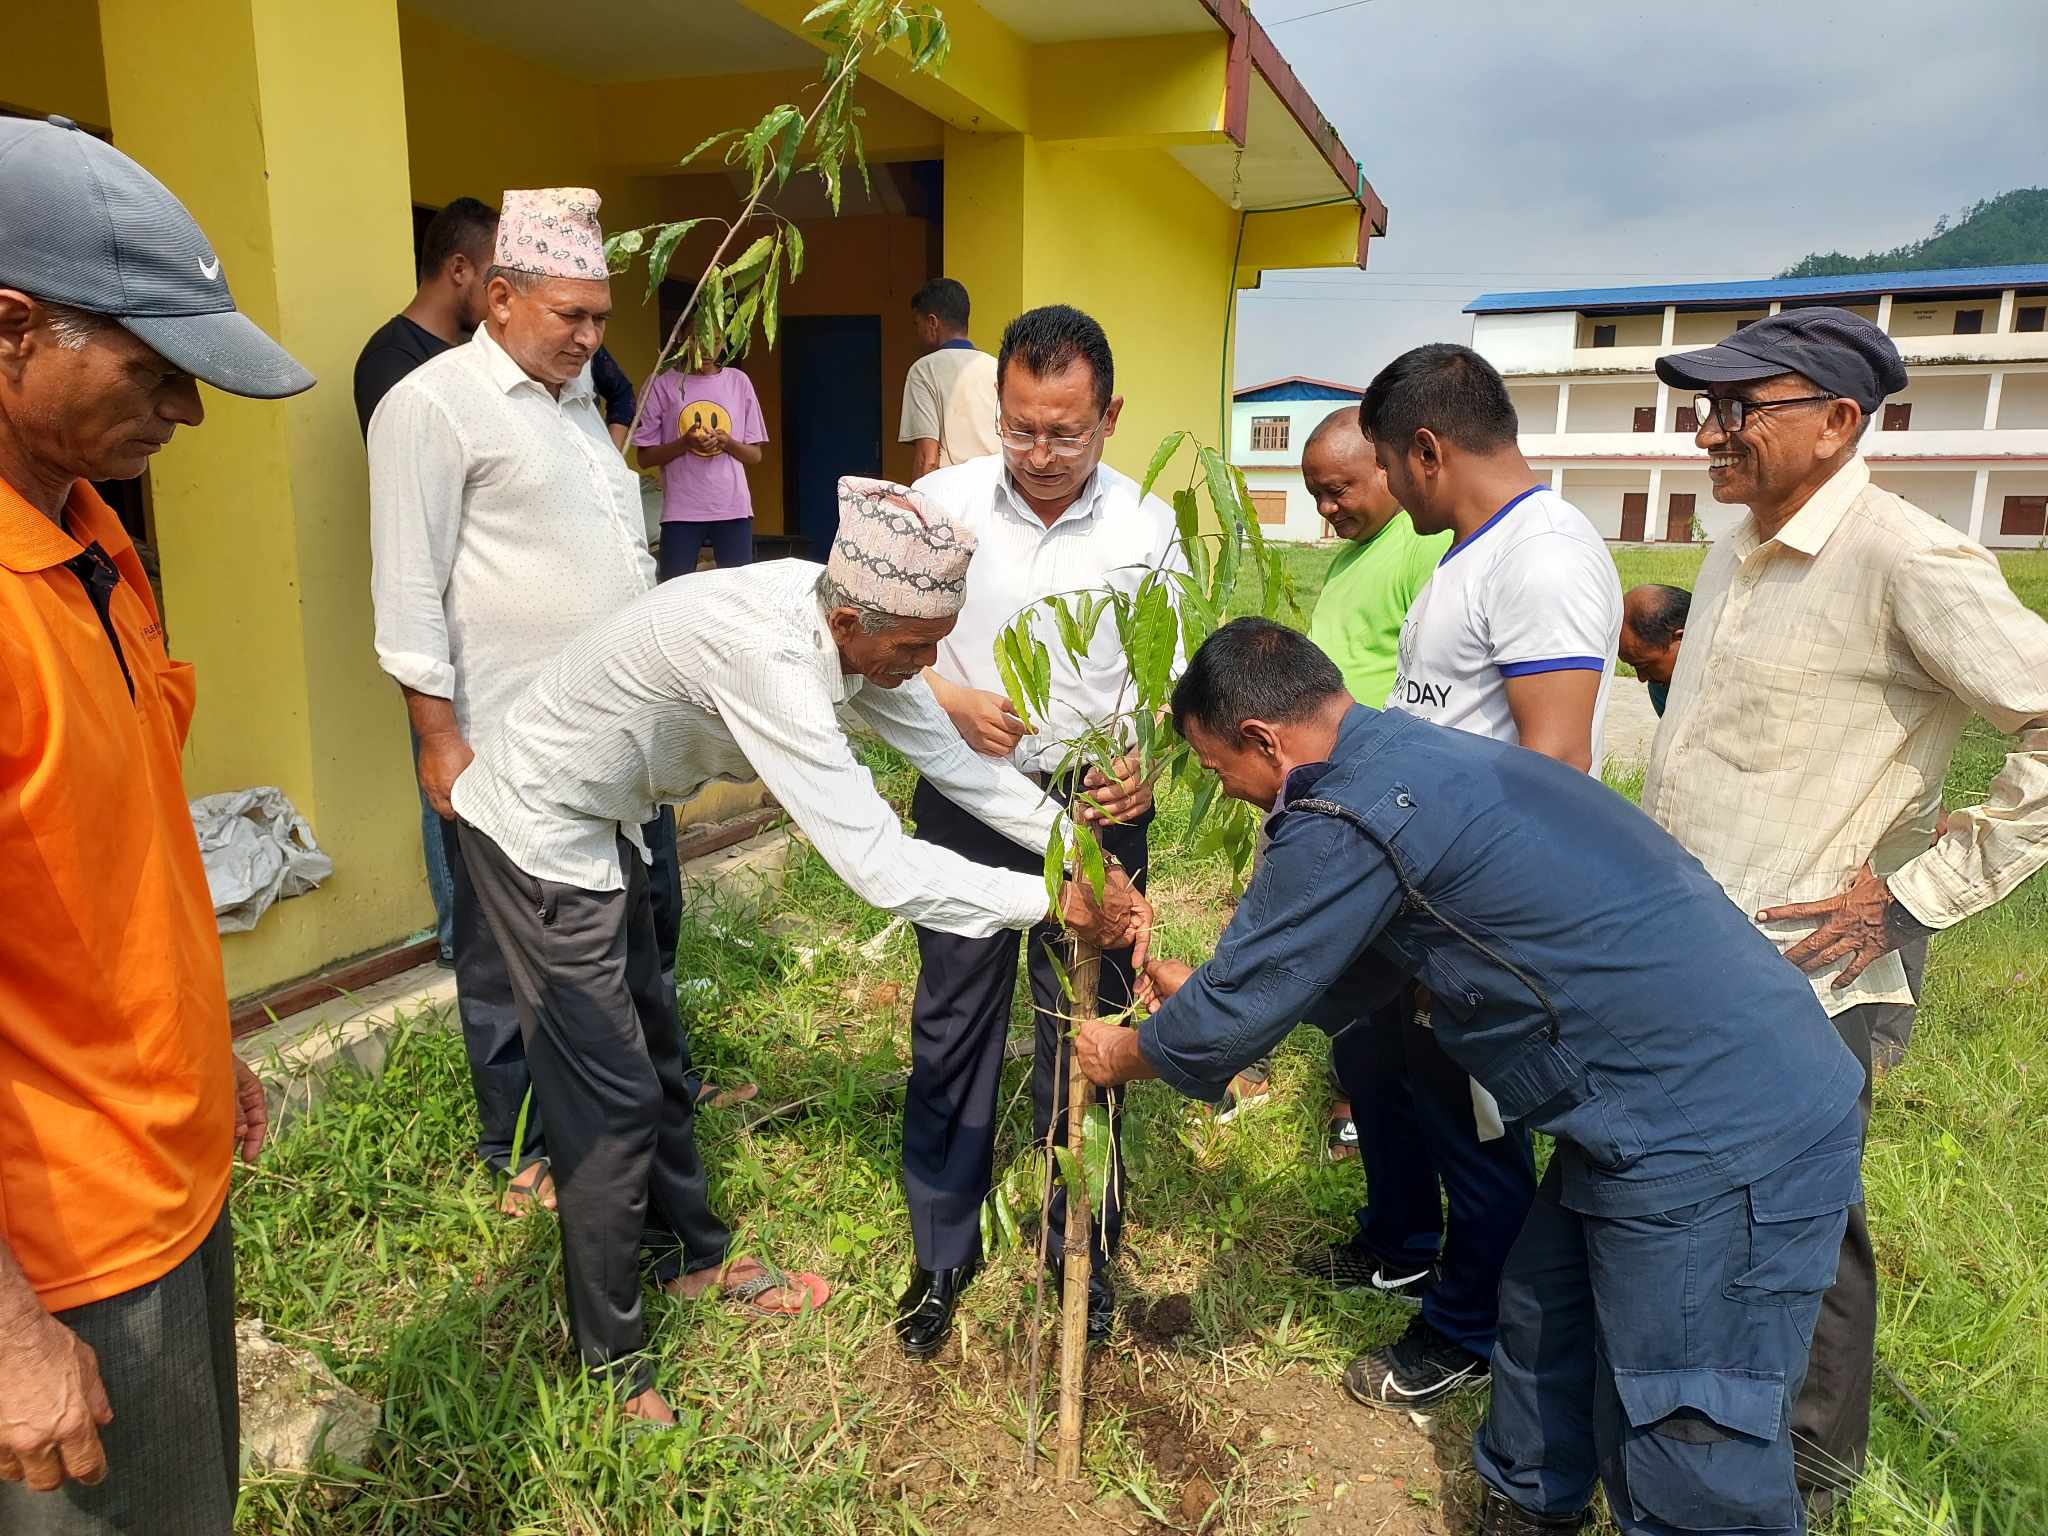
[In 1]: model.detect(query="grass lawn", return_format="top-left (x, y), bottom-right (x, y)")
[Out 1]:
top-left (233, 547), bottom-right (2047, 1534)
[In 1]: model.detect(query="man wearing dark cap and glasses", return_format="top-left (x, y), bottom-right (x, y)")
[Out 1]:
top-left (0, 116), bottom-right (311, 1532)
top-left (1643, 306), bottom-right (2048, 1513)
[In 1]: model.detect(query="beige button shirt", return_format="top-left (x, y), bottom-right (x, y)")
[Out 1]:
top-left (1644, 455), bottom-right (2048, 1015)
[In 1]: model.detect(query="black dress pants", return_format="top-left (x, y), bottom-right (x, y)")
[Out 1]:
top-left (901, 777), bottom-right (1149, 1272)
top-left (441, 805), bottom-right (682, 1173)
top-left (458, 822), bottom-right (730, 1398)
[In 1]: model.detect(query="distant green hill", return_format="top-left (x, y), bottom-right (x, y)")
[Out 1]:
top-left (1779, 188), bottom-right (2048, 278)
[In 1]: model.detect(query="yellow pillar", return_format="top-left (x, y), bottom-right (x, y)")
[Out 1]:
top-left (99, 0), bottom-right (426, 996)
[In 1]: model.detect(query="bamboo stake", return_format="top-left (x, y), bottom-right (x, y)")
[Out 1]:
top-left (1055, 936), bottom-right (1102, 1483)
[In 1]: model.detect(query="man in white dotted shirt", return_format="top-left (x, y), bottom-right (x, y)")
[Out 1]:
top-left (1336, 343), bottom-right (1620, 1411)
top-left (370, 187), bottom-right (667, 1215)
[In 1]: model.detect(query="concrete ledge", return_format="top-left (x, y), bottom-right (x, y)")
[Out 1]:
top-left (682, 827), bottom-right (794, 914)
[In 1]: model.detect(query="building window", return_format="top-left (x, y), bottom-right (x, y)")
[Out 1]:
top-left (1250, 416), bottom-right (1289, 452)
top-left (1632, 406), bottom-right (1656, 433)
top-left (1675, 406), bottom-right (1694, 432)
top-left (2018, 305), bottom-right (2046, 334)
top-left (1250, 490), bottom-right (1289, 525)
top-left (2001, 496), bottom-right (2047, 538)
top-left (1591, 323), bottom-right (1617, 348)
top-left (1882, 402), bottom-right (1913, 433)
top-left (1953, 308), bottom-right (1985, 335)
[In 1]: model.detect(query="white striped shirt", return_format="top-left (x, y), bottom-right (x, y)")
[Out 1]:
top-left (915, 454), bottom-right (1185, 772)
top-left (450, 560), bottom-right (1060, 938)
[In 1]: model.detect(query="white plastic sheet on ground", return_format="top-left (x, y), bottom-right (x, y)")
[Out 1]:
top-left (190, 787), bottom-right (334, 934)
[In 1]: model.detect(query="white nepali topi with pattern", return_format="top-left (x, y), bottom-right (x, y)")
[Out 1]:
top-left (827, 476), bottom-right (976, 619)
top-left (495, 187), bottom-right (607, 279)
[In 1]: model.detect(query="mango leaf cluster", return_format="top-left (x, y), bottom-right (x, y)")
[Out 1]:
top-left (603, 2), bottom-right (949, 385)
top-left (995, 434), bottom-right (1302, 913)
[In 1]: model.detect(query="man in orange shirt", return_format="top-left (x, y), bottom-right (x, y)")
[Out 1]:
top-left (0, 116), bottom-right (312, 1532)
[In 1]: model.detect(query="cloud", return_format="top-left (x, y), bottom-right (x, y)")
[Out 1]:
top-left (1236, 0), bottom-right (2048, 384)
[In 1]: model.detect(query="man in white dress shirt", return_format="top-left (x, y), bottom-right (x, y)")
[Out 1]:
top-left (450, 478), bottom-right (1143, 1425)
top-left (895, 305), bottom-right (1183, 1358)
top-left (369, 187), bottom-right (672, 1213)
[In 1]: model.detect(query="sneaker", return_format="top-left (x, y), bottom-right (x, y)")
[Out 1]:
top-left (1292, 1242), bottom-right (1437, 1306)
top-left (1342, 1315), bottom-right (1489, 1409)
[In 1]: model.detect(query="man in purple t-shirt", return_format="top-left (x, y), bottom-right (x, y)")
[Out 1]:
top-left (634, 349), bottom-right (768, 580)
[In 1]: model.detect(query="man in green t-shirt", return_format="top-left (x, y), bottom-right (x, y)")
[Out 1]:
top-left (1291, 406), bottom-right (1453, 1300)
top-left (1305, 406), bottom-right (1450, 706)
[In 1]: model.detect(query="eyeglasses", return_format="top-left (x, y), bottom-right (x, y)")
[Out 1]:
top-left (1691, 393), bottom-right (1837, 432)
top-left (996, 413), bottom-right (1106, 459)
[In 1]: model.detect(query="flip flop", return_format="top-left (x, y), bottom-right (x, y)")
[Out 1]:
top-left (722, 1264), bottom-right (830, 1318)
top-left (694, 1080), bottom-right (761, 1109)
top-left (498, 1159), bottom-right (556, 1216)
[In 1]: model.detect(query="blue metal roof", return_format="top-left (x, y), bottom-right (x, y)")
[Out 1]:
top-left (1234, 378), bottom-right (1365, 402)
top-left (1464, 263), bottom-right (2048, 315)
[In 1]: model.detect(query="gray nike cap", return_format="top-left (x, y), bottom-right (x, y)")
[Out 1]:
top-left (0, 115), bottom-right (313, 399)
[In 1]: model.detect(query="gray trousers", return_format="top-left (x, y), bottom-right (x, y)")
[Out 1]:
top-left (458, 822), bottom-right (730, 1399)
top-left (0, 1208), bottom-right (237, 1535)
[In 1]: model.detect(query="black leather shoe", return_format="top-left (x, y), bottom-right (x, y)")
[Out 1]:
top-left (1475, 1484), bottom-right (1589, 1535)
top-left (895, 1261), bottom-right (977, 1358)
top-left (1045, 1256), bottom-right (1116, 1343)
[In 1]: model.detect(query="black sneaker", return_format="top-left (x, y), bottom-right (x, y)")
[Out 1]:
top-left (1292, 1242), bottom-right (1438, 1307)
top-left (1342, 1315), bottom-right (1489, 1409)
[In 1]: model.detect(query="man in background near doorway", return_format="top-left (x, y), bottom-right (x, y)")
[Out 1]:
top-left (0, 113), bottom-right (306, 1533)
top-left (590, 346), bottom-right (635, 452)
top-left (1617, 583), bottom-right (1689, 717)
top-left (1342, 341), bottom-right (1621, 1411)
top-left (1288, 403), bottom-right (1451, 1281)
top-left (354, 196), bottom-right (499, 968)
top-left (635, 341), bottom-right (767, 579)
top-left (900, 277), bottom-right (1000, 481)
top-left (1647, 307), bottom-right (2048, 1509)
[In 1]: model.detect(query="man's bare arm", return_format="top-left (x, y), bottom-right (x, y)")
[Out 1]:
top-left (1503, 669), bottom-right (1601, 773)
top-left (909, 438), bottom-right (940, 480)
top-left (404, 687), bottom-right (471, 819)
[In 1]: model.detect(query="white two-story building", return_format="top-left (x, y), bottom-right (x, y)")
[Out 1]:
top-left (1465, 264), bottom-right (2048, 547)
top-left (1230, 375), bottom-right (1368, 542)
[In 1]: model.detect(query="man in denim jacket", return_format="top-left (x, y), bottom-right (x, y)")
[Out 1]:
top-left (1078, 618), bottom-right (1862, 1536)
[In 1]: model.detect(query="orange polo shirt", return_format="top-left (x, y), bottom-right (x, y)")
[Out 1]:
top-left (0, 477), bottom-right (233, 1313)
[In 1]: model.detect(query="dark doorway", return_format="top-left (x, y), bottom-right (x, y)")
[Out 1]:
top-left (1619, 492), bottom-right (1647, 542)
top-left (1665, 492), bottom-right (1696, 543)
top-left (782, 314), bottom-right (882, 558)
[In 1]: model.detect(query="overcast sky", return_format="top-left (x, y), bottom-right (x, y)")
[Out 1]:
top-left (1234, 0), bottom-right (2048, 387)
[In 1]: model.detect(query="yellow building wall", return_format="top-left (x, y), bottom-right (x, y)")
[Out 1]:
top-left (100, 0), bottom-right (425, 999)
top-left (1, 2), bottom-right (110, 128)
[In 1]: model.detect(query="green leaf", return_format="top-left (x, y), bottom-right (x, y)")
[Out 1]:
top-left (1182, 772), bottom-right (1219, 850)
top-left (675, 130), bottom-right (737, 170)
top-left (1075, 821), bottom-right (1106, 902)
top-left (1053, 1146), bottom-right (1084, 1204)
top-left (760, 239), bottom-right (783, 350)
top-left (1028, 634), bottom-right (1053, 718)
top-left (604, 228), bottom-right (645, 274)
top-left (1082, 1103), bottom-right (1114, 1210)
top-left (785, 221), bottom-right (806, 276)
top-left (725, 232), bottom-right (776, 288)
top-left (801, 0), bottom-right (850, 26)
top-left (1171, 486), bottom-right (1200, 547)
top-left (995, 627), bottom-right (1034, 730)
top-left (1140, 431), bottom-right (1187, 501)
top-left (643, 218), bottom-right (704, 303)
top-left (1130, 581), bottom-right (1177, 704)
top-left (1043, 820), bottom-right (1065, 916)
top-left (1052, 598), bottom-right (1086, 667)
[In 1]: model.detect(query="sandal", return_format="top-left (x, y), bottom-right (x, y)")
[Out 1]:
top-left (694, 1080), bottom-right (761, 1110)
top-left (669, 1260), bottom-right (830, 1316)
top-left (498, 1159), bottom-right (556, 1216)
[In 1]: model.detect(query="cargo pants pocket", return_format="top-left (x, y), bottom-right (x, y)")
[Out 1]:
top-left (1611, 1367), bottom-right (1797, 1532)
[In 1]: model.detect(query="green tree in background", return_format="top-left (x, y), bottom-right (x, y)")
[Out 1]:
top-left (1781, 187), bottom-right (2048, 277)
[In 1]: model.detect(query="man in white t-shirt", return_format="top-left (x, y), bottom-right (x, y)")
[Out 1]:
top-left (1329, 343), bottom-right (1620, 1411)
top-left (899, 278), bottom-right (1000, 480)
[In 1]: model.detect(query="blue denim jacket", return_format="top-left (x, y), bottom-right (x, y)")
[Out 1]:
top-left (1138, 705), bottom-right (1864, 1217)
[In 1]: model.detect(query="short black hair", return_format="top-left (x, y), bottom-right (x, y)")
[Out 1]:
top-left (1171, 618), bottom-right (1347, 740)
top-left (998, 304), bottom-right (1113, 413)
top-left (1627, 584), bottom-right (1692, 646)
top-left (1359, 342), bottom-right (1519, 453)
top-left (420, 197), bottom-right (499, 282)
top-left (911, 276), bottom-right (971, 331)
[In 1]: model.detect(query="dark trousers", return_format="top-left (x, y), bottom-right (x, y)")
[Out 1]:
top-left (442, 806), bottom-right (683, 1173)
top-left (1867, 937), bottom-right (1926, 1072)
top-left (1329, 1000), bottom-right (1536, 1358)
top-left (1793, 1001), bottom-right (1880, 1504)
top-left (1474, 1107), bottom-right (1861, 1535)
top-left (658, 517), bottom-right (753, 580)
top-left (0, 1208), bottom-right (237, 1535)
top-left (458, 823), bottom-right (730, 1398)
top-left (902, 777), bottom-right (1148, 1272)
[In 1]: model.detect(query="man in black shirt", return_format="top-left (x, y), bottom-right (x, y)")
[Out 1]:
top-left (353, 197), bottom-right (498, 435)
